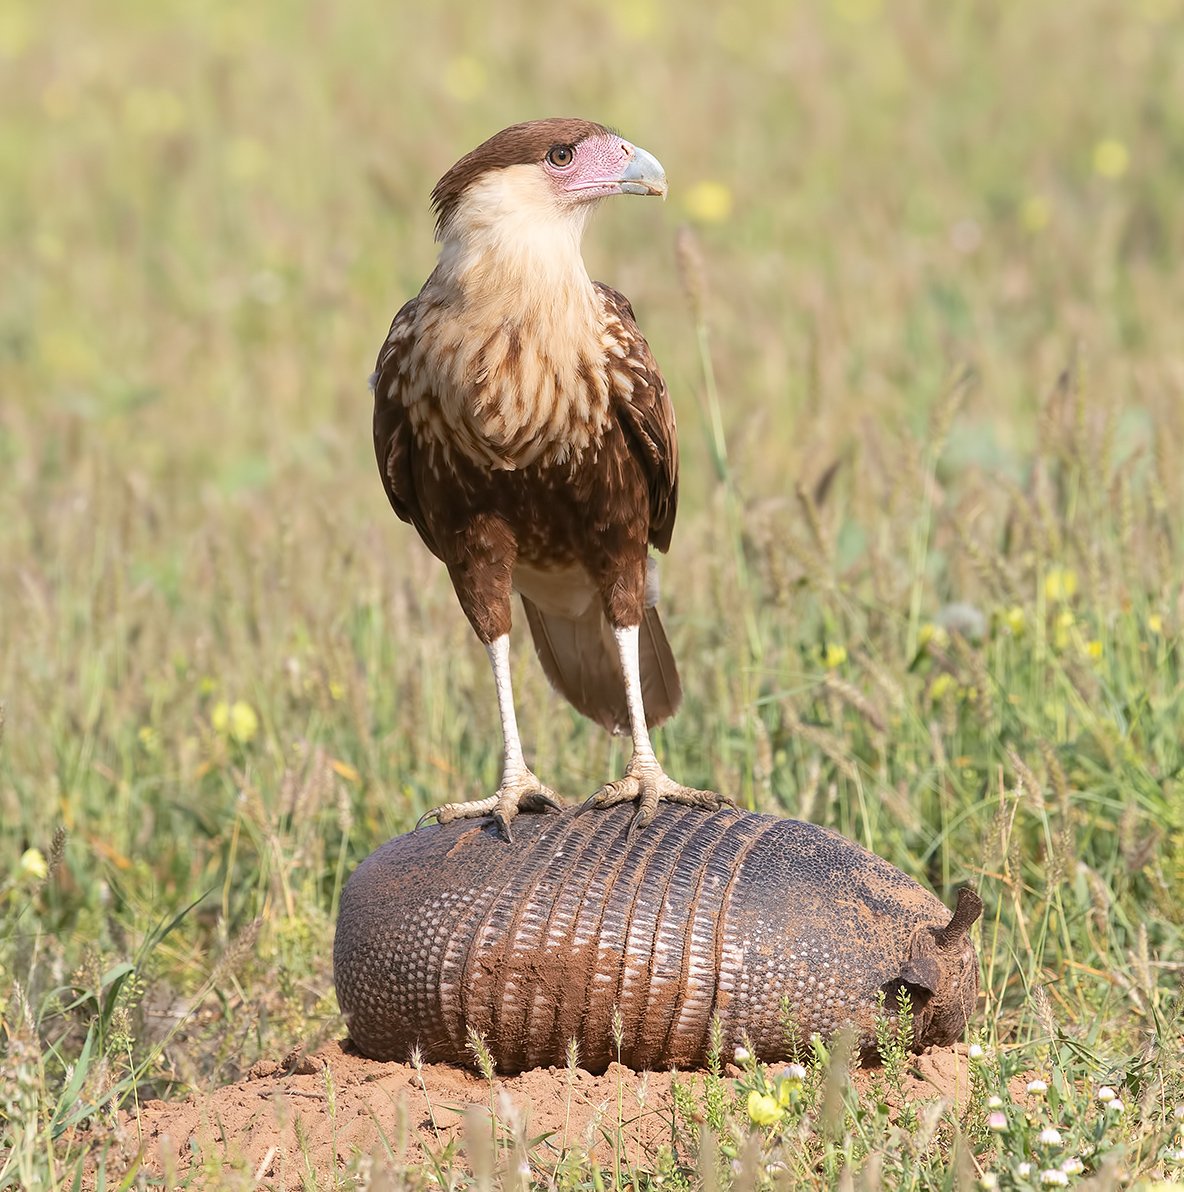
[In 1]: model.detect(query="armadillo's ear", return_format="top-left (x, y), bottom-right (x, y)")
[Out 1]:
top-left (899, 930), bottom-right (942, 995)
top-left (935, 887), bottom-right (983, 948)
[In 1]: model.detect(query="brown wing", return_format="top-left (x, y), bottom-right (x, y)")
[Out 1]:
top-left (371, 297), bottom-right (441, 559)
top-left (595, 283), bottom-right (679, 553)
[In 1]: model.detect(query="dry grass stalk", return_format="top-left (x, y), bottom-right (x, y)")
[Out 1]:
top-left (822, 673), bottom-right (888, 737)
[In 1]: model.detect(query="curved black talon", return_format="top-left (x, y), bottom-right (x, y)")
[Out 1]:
top-left (625, 806), bottom-right (656, 845)
top-left (577, 791), bottom-right (604, 815)
top-left (415, 808), bottom-right (442, 830)
top-left (494, 791), bottom-right (564, 842)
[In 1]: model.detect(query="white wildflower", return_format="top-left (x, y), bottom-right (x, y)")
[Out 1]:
top-left (1027, 1078), bottom-right (1049, 1095)
top-left (733, 1045), bottom-right (751, 1065)
top-left (987, 1095), bottom-right (1004, 1109)
top-left (1039, 1127), bottom-right (1064, 1146)
top-left (969, 1043), bottom-right (986, 1060)
top-left (1097, 1086), bottom-right (1117, 1103)
top-left (1060, 1157), bottom-right (1084, 1175)
top-left (1039, 1171), bottom-right (1068, 1187)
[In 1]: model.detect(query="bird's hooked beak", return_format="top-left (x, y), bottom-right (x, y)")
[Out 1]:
top-left (617, 145), bottom-right (668, 199)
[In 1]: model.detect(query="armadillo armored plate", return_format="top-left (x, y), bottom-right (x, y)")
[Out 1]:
top-left (333, 804), bottom-right (981, 1074)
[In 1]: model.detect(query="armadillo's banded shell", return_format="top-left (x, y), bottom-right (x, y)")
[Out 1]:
top-left (334, 804), bottom-right (979, 1073)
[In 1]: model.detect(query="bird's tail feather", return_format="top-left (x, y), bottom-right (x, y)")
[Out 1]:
top-left (520, 598), bottom-right (682, 735)
top-left (637, 605), bottom-right (683, 730)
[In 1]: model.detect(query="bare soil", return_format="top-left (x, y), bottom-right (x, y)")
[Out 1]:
top-left (90, 1040), bottom-right (994, 1188)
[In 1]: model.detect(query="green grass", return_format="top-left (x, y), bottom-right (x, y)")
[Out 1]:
top-left (2, 0), bottom-right (1183, 1185)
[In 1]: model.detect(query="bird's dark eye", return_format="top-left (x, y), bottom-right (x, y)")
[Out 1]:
top-left (547, 144), bottom-right (575, 168)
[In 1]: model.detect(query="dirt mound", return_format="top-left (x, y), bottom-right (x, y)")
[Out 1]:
top-left (103, 1041), bottom-right (982, 1188)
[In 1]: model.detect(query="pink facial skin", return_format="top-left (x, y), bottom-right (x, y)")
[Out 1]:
top-left (542, 133), bottom-right (668, 203)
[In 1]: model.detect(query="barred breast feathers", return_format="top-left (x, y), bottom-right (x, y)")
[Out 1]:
top-left (381, 164), bottom-right (629, 472)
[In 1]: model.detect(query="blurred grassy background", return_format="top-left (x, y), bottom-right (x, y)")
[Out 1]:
top-left (1, 0), bottom-right (1183, 1183)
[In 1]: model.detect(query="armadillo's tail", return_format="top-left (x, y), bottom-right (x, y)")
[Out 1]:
top-left (520, 598), bottom-right (682, 735)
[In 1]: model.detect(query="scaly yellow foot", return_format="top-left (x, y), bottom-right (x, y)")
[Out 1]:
top-left (417, 772), bottom-right (562, 842)
top-left (582, 758), bottom-right (733, 841)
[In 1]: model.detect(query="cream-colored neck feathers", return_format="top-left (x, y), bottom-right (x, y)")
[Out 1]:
top-left (436, 165), bottom-right (598, 314)
top-left (409, 164), bottom-right (612, 471)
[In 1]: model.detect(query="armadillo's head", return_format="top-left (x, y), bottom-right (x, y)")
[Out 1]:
top-left (884, 888), bottom-right (983, 1051)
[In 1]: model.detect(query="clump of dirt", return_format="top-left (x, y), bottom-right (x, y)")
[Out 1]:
top-left (99, 1041), bottom-right (988, 1188)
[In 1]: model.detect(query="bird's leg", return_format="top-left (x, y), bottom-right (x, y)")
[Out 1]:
top-left (484, 634), bottom-right (563, 834)
top-left (583, 624), bottom-right (730, 837)
top-left (419, 634), bottom-right (561, 841)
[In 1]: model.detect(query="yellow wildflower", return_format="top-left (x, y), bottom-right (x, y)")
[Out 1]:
top-left (685, 181), bottom-right (733, 224)
top-left (918, 623), bottom-right (949, 651)
top-left (1044, 567), bottom-right (1078, 603)
top-left (230, 701), bottom-right (259, 743)
top-left (610, 0), bottom-right (657, 39)
top-left (1085, 639), bottom-right (1103, 660)
top-left (226, 137), bottom-right (267, 184)
top-left (832, 0), bottom-right (882, 24)
top-left (19, 848), bottom-right (48, 881)
top-left (211, 700), bottom-right (259, 744)
top-left (1148, 613), bottom-right (1163, 635)
top-left (822, 642), bottom-right (848, 669)
top-left (1004, 606), bottom-right (1026, 636)
top-left (39, 328), bottom-right (98, 382)
top-left (1093, 139), bottom-right (1129, 179)
top-left (929, 673), bottom-right (954, 702)
top-left (0, 6), bottom-right (32, 59)
top-left (442, 56), bottom-right (486, 102)
top-left (1140, 0), bottom-right (1174, 20)
top-left (122, 87), bottom-right (186, 138)
top-left (747, 1090), bottom-right (784, 1126)
top-left (777, 1063), bottom-right (807, 1105)
top-left (34, 231), bottom-right (63, 263)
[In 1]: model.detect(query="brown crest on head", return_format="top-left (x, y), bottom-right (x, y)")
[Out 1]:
top-left (430, 118), bottom-right (612, 238)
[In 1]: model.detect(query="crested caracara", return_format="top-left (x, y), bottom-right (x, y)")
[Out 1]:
top-left (372, 118), bottom-right (726, 838)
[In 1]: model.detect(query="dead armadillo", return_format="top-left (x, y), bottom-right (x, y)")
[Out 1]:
top-left (333, 804), bottom-right (981, 1074)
